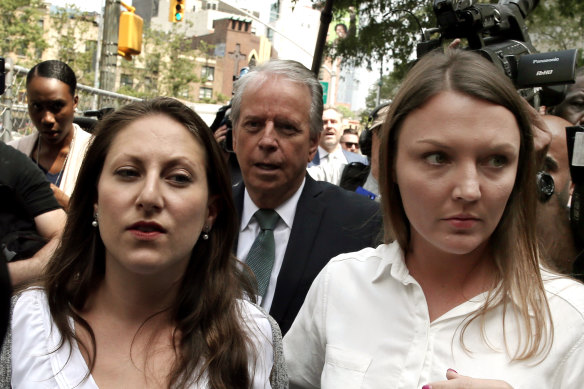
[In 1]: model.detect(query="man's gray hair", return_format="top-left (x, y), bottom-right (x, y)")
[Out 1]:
top-left (230, 59), bottom-right (323, 140)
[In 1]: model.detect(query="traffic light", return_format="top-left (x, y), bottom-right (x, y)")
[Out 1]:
top-left (118, 10), bottom-right (143, 60)
top-left (169, 0), bottom-right (185, 22)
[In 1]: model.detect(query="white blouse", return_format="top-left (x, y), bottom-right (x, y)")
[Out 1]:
top-left (284, 242), bottom-right (584, 389)
top-left (11, 289), bottom-right (274, 388)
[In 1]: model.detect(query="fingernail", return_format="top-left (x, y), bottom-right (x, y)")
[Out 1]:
top-left (447, 368), bottom-right (458, 374)
top-left (422, 386), bottom-right (432, 389)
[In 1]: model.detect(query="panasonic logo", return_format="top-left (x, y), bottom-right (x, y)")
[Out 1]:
top-left (533, 57), bottom-right (560, 64)
top-left (536, 70), bottom-right (553, 76)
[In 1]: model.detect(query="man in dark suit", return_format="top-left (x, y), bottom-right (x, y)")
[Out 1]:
top-left (230, 59), bottom-right (382, 335)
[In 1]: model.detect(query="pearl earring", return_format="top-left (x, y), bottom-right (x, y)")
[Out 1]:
top-left (92, 213), bottom-right (98, 228)
top-left (202, 225), bottom-right (210, 240)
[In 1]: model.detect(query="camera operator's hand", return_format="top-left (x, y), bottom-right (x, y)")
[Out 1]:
top-left (213, 124), bottom-right (230, 161)
top-left (448, 39), bottom-right (462, 49)
top-left (214, 123), bottom-right (229, 144)
top-left (423, 369), bottom-right (513, 389)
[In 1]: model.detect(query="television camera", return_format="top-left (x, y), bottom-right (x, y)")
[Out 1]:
top-left (416, 0), bottom-right (578, 108)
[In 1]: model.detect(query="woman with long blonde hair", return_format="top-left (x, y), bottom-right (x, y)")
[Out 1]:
top-left (284, 49), bottom-right (584, 388)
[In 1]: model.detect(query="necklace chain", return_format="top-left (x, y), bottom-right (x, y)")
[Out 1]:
top-left (36, 131), bottom-right (73, 186)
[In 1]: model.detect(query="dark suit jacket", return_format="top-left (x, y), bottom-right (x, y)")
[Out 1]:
top-left (233, 174), bottom-right (383, 335)
top-left (308, 148), bottom-right (369, 168)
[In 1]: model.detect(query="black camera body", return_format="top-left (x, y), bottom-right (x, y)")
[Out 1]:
top-left (565, 126), bottom-right (584, 243)
top-left (417, 0), bottom-right (578, 107)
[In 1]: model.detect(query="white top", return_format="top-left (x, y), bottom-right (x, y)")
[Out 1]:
top-left (11, 289), bottom-right (274, 389)
top-left (237, 179), bottom-right (305, 311)
top-left (316, 146), bottom-right (348, 167)
top-left (8, 124), bottom-right (92, 196)
top-left (283, 242), bottom-right (584, 389)
top-left (307, 159), bottom-right (345, 186)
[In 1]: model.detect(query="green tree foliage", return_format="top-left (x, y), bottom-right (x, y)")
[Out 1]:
top-left (529, 0), bottom-right (584, 66)
top-left (0, 0), bottom-right (47, 63)
top-left (345, 0), bottom-right (584, 112)
top-left (117, 24), bottom-right (201, 99)
top-left (50, 5), bottom-right (97, 85)
top-left (159, 24), bottom-right (200, 98)
top-left (364, 70), bottom-right (400, 109)
top-left (336, 104), bottom-right (356, 119)
top-left (324, 0), bottom-right (432, 75)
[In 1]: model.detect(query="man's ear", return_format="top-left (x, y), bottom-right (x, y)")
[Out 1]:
top-left (308, 132), bottom-right (321, 162)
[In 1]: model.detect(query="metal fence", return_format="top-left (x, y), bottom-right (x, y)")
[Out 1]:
top-left (0, 58), bottom-right (142, 142)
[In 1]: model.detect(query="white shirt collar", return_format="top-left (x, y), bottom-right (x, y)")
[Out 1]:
top-left (318, 145), bottom-right (346, 162)
top-left (240, 177), bottom-right (306, 231)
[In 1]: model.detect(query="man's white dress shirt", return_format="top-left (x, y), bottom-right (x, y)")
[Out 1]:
top-left (237, 179), bottom-right (305, 311)
top-left (316, 146), bottom-right (348, 167)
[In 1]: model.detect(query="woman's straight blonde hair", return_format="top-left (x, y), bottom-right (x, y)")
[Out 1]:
top-left (379, 49), bottom-right (552, 360)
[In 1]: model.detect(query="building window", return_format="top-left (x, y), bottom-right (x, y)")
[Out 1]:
top-left (120, 74), bottom-right (133, 88)
top-left (201, 66), bottom-right (214, 81)
top-left (144, 77), bottom-right (154, 90)
top-left (199, 87), bottom-right (212, 99)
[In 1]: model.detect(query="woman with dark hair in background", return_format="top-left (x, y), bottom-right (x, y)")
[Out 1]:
top-left (9, 59), bottom-right (92, 210)
top-left (5, 97), bottom-right (285, 388)
top-left (284, 50), bottom-right (584, 388)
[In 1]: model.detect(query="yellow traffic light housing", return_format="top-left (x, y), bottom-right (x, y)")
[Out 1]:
top-left (169, 0), bottom-right (186, 22)
top-left (118, 2), bottom-right (143, 60)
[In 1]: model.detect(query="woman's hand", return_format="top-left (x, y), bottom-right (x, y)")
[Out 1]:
top-left (422, 369), bottom-right (513, 389)
top-left (50, 184), bottom-right (69, 212)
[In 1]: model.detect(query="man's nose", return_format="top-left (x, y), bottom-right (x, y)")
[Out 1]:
top-left (258, 122), bottom-right (278, 150)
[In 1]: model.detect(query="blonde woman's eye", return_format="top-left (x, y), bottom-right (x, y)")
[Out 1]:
top-left (487, 155), bottom-right (508, 168)
top-left (424, 152), bottom-right (448, 165)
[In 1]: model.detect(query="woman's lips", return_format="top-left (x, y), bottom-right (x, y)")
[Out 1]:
top-left (127, 221), bottom-right (166, 240)
top-left (444, 217), bottom-right (480, 229)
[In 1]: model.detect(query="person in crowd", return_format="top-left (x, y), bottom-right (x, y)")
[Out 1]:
top-left (308, 106), bottom-right (367, 168)
top-left (334, 23), bottom-right (348, 40)
top-left (230, 59), bottom-right (382, 335)
top-left (9, 60), bottom-right (92, 210)
top-left (338, 102), bottom-right (391, 200)
top-left (548, 66), bottom-right (584, 125)
top-left (0, 141), bottom-right (66, 286)
top-left (536, 115), bottom-right (581, 274)
top-left (4, 98), bottom-right (286, 388)
top-left (284, 49), bottom-right (584, 388)
top-left (339, 128), bottom-right (360, 153)
top-left (308, 103), bottom-right (390, 200)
